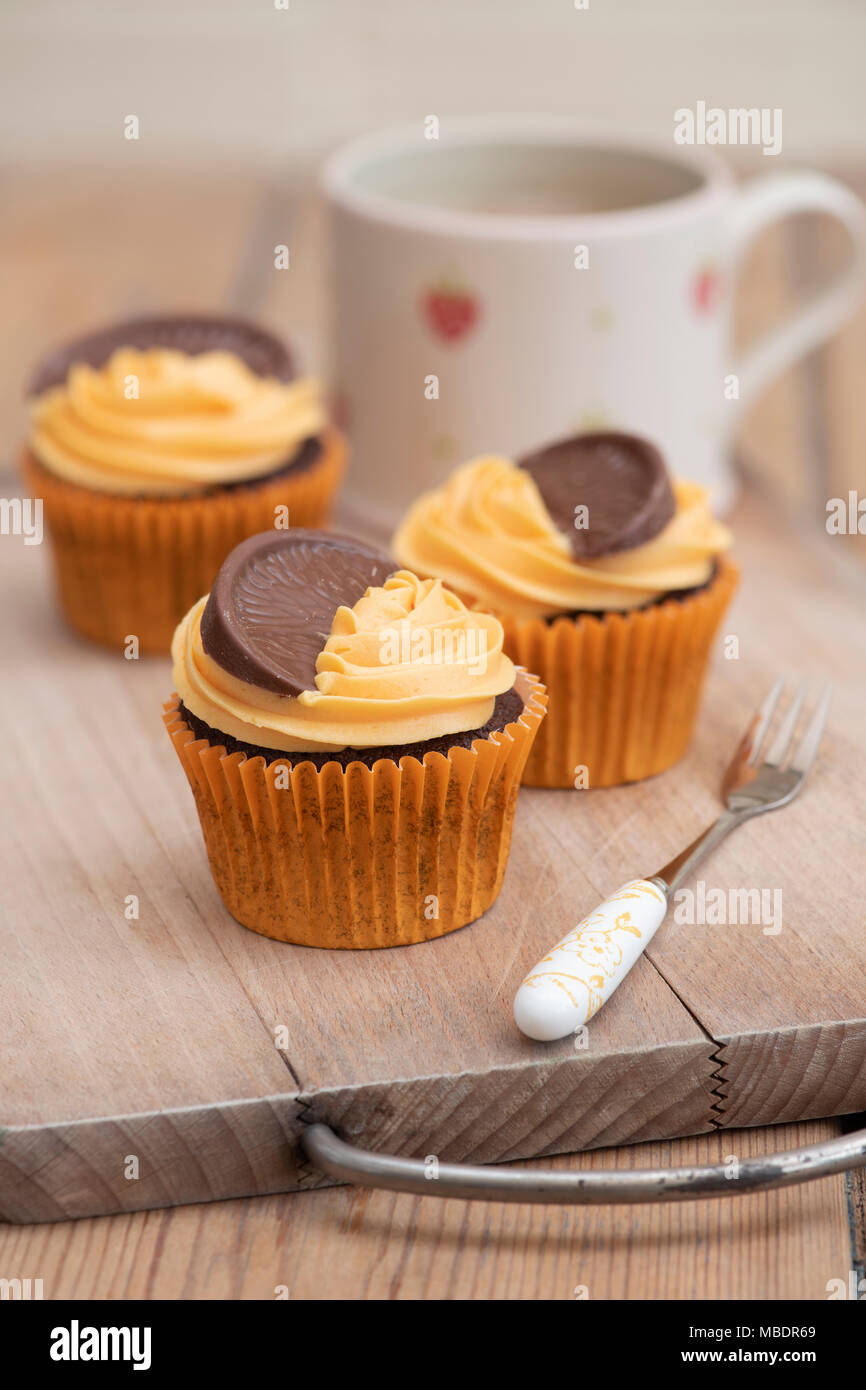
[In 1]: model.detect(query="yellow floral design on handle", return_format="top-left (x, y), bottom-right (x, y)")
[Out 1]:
top-left (514, 879), bottom-right (669, 1040)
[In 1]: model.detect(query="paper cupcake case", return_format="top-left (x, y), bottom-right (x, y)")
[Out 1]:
top-left (22, 430), bottom-right (345, 653)
top-left (501, 559), bottom-right (738, 789)
top-left (163, 671), bottom-right (547, 949)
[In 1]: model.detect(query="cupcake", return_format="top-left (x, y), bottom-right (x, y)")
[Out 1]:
top-left (22, 315), bottom-right (346, 651)
top-left (393, 432), bottom-right (737, 788)
top-left (164, 529), bottom-right (546, 948)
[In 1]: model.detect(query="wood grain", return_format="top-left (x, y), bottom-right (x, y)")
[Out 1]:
top-left (845, 1114), bottom-right (866, 1285)
top-left (4, 476), bottom-right (866, 1222)
top-left (3, 162), bottom-right (866, 1238)
top-left (0, 526), bottom-right (713, 1221)
top-left (0, 1122), bottom-right (853, 1301)
top-left (641, 490), bottom-right (866, 1121)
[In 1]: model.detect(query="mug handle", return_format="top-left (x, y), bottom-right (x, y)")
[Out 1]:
top-left (730, 171), bottom-right (866, 413)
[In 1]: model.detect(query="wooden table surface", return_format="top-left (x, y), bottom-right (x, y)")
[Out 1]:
top-left (2, 162), bottom-right (864, 1300)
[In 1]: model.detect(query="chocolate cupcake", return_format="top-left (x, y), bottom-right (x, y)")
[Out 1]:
top-left (22, 315), bottom-right (346, 651)
top-left (393, 432), bottom-right (737, 788)
top-left (164, 529), bottom-right (546, 947)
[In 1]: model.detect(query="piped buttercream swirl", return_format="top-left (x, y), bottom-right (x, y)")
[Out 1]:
top-left (172, 569), bottom-right (517, 753)
top-left (392, 456), bottom-right (732, 619)
top-left (28, 347), bottom-right (325, 496)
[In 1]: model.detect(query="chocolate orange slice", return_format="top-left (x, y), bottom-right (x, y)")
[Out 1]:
top-left (29, 314), bottom-right (295, 395)
top-left (519, 431), bottom-right (675, 559)
top-left (200, 530), bottom-right (394, 696)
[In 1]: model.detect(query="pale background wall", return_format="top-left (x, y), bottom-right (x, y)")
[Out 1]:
top-left (2, 0), bottom-right (865, 510)
top-left (2, 0), bottom-right (865, 172)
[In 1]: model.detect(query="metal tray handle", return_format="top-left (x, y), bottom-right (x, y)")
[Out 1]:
top-left (302, 1122), bottom-right (866, 1204)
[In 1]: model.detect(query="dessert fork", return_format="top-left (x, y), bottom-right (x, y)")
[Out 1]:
top-left (513, 680), bottom-right (832, 1042)
top-left (301, 687), bottom-right (864, 1207)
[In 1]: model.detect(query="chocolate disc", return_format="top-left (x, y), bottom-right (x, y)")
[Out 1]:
top-left (28, 314), bottom-right (295, 396)
top-left (518, 432), bottom-right (676, 559)
top-left (200, 530), bottom-right (394, 696)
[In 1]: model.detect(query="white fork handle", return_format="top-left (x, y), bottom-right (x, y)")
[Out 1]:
top-left (513, 879), bottom-right (669, 1042)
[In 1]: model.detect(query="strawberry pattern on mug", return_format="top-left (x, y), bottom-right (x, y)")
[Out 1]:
top-left (692, 262), bottom-right (722, 314)
top-left (421, 277), bottom-right (480, 343)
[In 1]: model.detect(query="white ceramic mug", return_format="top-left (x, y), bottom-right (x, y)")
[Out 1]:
top-left (323, 119), bottom-right (866, 529)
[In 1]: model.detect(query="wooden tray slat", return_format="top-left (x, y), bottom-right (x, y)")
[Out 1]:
top-left (2, 485), bottom-right (865, 1223)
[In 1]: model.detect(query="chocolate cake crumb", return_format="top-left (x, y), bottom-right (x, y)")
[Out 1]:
top-left (178, 685), bottom-right (525, 768)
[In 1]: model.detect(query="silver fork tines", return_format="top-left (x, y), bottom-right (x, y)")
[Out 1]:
top-left (764, 682), bottom-right (807, 767)
top-left (730, 680), bottom-right (832, 815)
top-left (747, 677), bottom-right (784, 765)
top-left (789, 684), bottom-right (833, 775)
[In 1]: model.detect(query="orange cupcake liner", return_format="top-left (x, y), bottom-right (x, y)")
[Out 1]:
top-left (501, 559), bottom-right (738, 788)
top-left (163, 670), bottom-right (547, 949)
top-left (22, 429), bottom-right (346, 653)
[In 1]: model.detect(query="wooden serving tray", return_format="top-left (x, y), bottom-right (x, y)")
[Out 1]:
top-left (2, 485), bottom-right (865, 1224)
